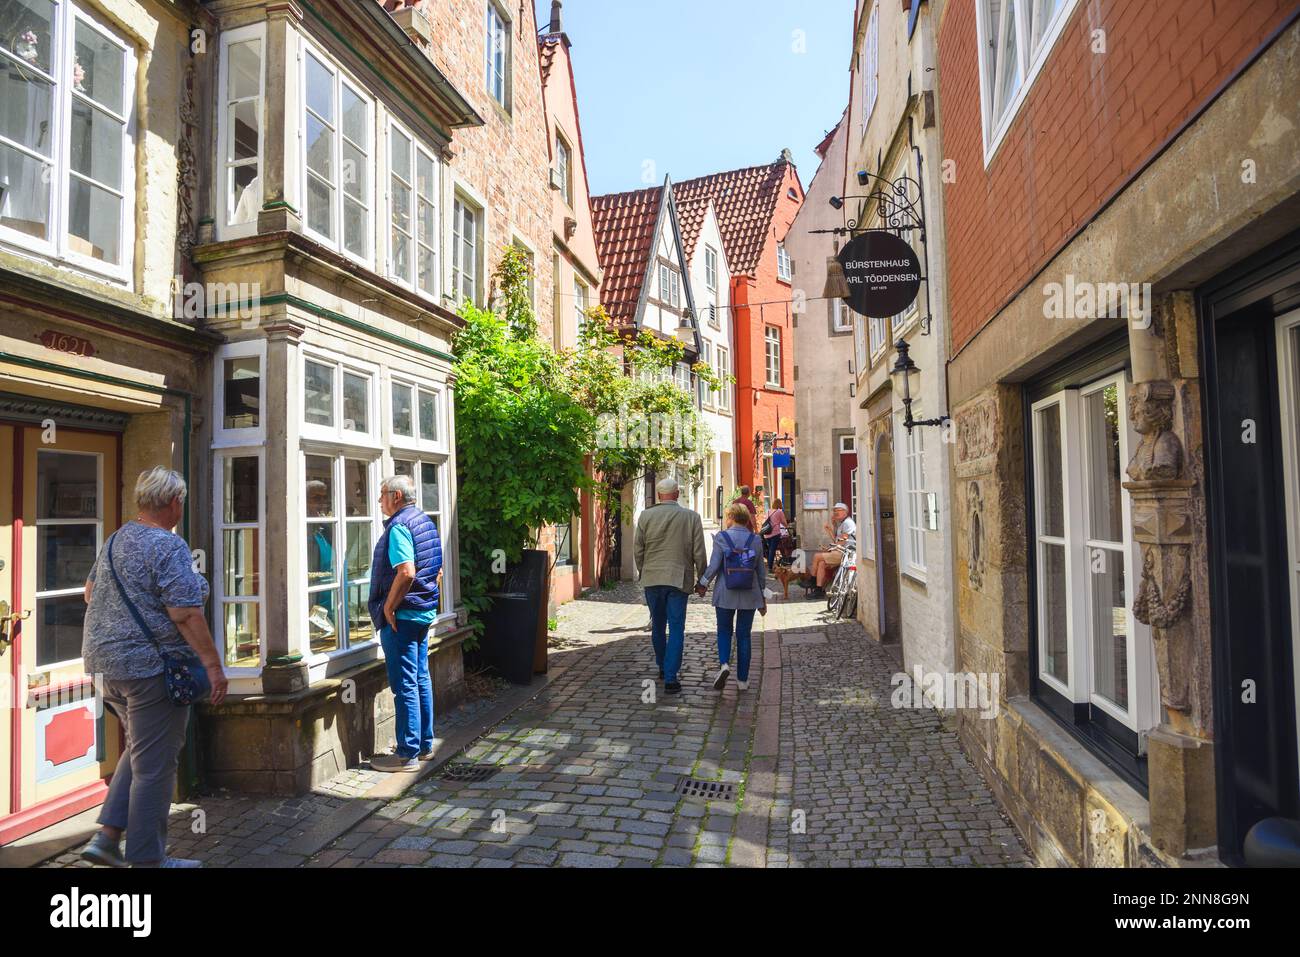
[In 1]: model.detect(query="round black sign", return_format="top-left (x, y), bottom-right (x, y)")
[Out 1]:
top-left (837, 230), bottom-right (921, 319)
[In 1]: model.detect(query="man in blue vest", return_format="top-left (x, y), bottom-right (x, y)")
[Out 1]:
top-left (368, 475), bottom-right (442, 772)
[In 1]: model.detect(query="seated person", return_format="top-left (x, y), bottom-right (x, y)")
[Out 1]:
top-left (810, 503), bottom-right (857, 596)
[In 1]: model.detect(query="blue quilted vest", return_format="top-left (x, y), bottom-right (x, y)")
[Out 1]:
top-left (368, 504), bottom-right (442, 629)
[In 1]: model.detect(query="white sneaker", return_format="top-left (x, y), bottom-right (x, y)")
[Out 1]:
top-left (713, 665), bottom-right (730, 690)
top-left (736, 679), bottom-right (749, 691)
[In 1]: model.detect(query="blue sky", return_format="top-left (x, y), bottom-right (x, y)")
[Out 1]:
top-left (535, 0), bottom-right (854, 196)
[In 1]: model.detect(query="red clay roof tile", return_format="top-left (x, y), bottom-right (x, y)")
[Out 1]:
top-left (590, 186), bottom-right (664, 326)
top-left (673, 159), bottom-right (795, 278)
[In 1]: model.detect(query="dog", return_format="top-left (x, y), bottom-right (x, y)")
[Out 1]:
top-left (772, 558), bottom-right (815, 600)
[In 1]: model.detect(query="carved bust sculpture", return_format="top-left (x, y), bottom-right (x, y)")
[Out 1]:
top-left (1127, 381), bottom-right (1183, 481)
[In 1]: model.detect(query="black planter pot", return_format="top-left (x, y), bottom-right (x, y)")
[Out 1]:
top-left (473, 550), bottom-right (550, 685)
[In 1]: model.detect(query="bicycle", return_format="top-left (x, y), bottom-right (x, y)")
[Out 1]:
top-left (824, 542), bottom-right (858, 619)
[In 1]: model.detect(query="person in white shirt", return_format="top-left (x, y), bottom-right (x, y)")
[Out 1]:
top-left (810, 503), bottom-right (857, 597)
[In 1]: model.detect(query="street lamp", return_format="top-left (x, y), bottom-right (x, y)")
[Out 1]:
top-left (675, 309), bottom-right (696, 344)
top-left (890, 339), bottom-right (950, 434)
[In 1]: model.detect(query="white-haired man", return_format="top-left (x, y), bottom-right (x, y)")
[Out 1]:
top-left (810, 503), bottom-right (856, 597)
top-left (634, 477), bottom-right (708, 693)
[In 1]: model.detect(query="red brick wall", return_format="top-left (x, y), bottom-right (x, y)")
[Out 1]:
top-left (939, 0), bottom-right (1298, 353)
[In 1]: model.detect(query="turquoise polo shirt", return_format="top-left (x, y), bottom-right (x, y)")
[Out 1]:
top-left (388, 524), bottom-right (439, 625)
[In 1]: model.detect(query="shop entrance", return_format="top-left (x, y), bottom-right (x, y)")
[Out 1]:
top-left (0, 423), bottom-right (122, 845)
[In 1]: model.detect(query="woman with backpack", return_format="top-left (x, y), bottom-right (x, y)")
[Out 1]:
top-left (696, 502), bottom-right (768, 691)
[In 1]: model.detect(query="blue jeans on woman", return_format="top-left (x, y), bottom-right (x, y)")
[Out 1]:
top-left (380, 619), bottom-right (435, 758)
top-left (764, 536), bottom-right (781, 571)
top-left (716, 607), bottom-right (756, 682)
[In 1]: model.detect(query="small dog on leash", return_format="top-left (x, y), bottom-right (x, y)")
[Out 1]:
top-left (772, 559), bottom-right (815, 600)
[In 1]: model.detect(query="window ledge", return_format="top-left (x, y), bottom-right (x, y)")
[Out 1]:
top-left (900, 570), bottom-right (927, 590)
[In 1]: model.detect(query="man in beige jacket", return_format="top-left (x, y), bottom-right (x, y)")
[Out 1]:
top-left (635, 477), bottom-right (708, 693)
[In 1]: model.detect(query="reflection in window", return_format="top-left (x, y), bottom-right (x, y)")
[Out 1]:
top-left (219, 455), bottom-right (260, 668)
top-left (223, 355), bottom-right (260, 429)
top-left (35, 449), bottom-right (101, 666)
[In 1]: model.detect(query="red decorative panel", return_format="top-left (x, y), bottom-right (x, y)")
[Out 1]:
top-left (45, 706), bottom-right (96, 766)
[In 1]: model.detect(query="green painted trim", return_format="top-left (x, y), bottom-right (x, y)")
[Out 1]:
top-left (209, 293), bottom-right (458, 363)
top-left (300, 1), bottom-right (463, 141)
top-left (261, 200), bottom-right (299, 214)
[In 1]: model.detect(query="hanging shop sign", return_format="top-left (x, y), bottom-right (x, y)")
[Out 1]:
top-left (837, 230), bottom-right (921, 319)
top-left (773, 447), bottom-right (792, 469)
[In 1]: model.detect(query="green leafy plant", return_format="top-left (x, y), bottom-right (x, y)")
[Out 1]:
top-left (453, 247), bottom-right (592, 639)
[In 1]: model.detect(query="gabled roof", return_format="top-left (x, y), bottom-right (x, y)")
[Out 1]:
top-left (673, 156), bottom-right (800, 278)
top-left (673, 195), bottom-right (711, 264)
top-left (591, 186), bottom-right (663, 326)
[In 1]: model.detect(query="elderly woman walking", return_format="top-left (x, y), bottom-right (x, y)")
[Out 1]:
top-left (696, 502), bottom-right (768, 692)
top-left (79, 467), bottom-right (227, 868)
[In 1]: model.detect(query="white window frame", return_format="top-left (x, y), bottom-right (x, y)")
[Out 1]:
top-left (860, 2), bottom-right (879, 133)
top-left (776, 243), bottom-right (792, 283)
top-left (895, 408), bottom-right (928, 579)
top-left (390, 453), bottom-right (454, 615)
top-left (555, 131), bottom-right (572, 207)
top-left (213, 339), bottom-right (267, 448)
top-left (658, 262), bottom-right (681, 309)
top-left (386, 118), bottom-right (440, 300)
top-left (705, 245), bottom-right (718, 293)
top-left (854, 314), bottom-right (868, 375)
top-left (388, 372), bottom-right (447, 455)
top-left (300, 449), bottom-right (382, 663)
top-left (300, 347), bottom-right (380, 447)
top-left (715, 344), bottom-right (731, 412)
top-left (975, 0), bottom-right (1081, 166)
top-left (300, 41), bottom-right (374, 267)
top-left (216, 21), bottom-right (265, 240)
top-left (32, 449), bottom-right (102, 672)
top-left (765, 325), bottom-right (782, 388)
top-left (485, 0), bottom-right (511, 110)
top-left (833, 297), bottom-right (853, 334)
top-left (1030, 373), bottom-right (1157, 734)
top-left (212, 448), bottom-right (266, 676)
top-left (869, 314), bottom-right (888, 362)
top-left (451, 190), bottom-right (482, 307)
top-left (573, 275), bottom-right (588, 327)
top-left (861, 443), bottom-right (876, 560)
top-left (0, 0), bottom-right (137, 282)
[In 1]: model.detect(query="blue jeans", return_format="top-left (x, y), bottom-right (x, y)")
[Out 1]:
top-left (716, 607), bottom-right (756, 682)
top-left (380, 619), bottom-right (435, 758)
top-left (645, 585), bottom-right (688, 683)
top-left (764, 536), bottom-right (780, 570)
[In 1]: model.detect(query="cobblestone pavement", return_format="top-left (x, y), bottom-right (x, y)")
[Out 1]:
top-left (303, 584), bottom-right (1031, 868)
top-left (41, 583), bottom-right (1030, 868)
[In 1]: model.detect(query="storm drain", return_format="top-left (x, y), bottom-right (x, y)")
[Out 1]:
top-left (675, 777), bottom-right (737, 803)
top-left (438, 762), bottom-right (499, 783)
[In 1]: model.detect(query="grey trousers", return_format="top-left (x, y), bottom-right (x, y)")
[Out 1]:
top-left (97, 674), bottom-right (190, 864)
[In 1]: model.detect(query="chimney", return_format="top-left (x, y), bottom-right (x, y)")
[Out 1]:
top-left (549, 0), bottom-right (563, 34)
top-left (779, 148), bottom-right (795, 166)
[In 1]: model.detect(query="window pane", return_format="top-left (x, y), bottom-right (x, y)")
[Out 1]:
top-left (304, 359), bottom-right (334, 426)
top-left (1041, 542), bottom-right (1068, 684)
top-left (229, 99), bottom-right (259, 162)
top-left (393, 178), bottom-right (411, 231)
top-left (229, 162), bottom-right (259, 225)
top-left (420, 462), bottom-right (439, 517)
top-left (340, 84), bottom-right (365, 145)
top-left (36, 595), bottom-right (85, 666)
top-left (307, 598), bottom-right (338, 655)
top-left (67, 177), bottom-right (120, 263)
top-left (1036, 404), bottom-right (1064, 537)
top-left (37, 524), bottom-right (97, 592)
top-left (341, 139), bottom-right (365, 201)
top-left (222, 601), bottom-right (259, 668)
top-left (306, 174), bottom-right (332, 236)
top-left (305, 454), bottom-right (334, 517)
top-left (342, 371), bottom-right (368, 433)
top-left (344, 459), bottom-right (369, 516)
top-left (0, 142), bottom-right (51, 240)
top-left (1084, 385), bottom-right (1124, 542)
top-left (392, 227), bottom-right (410, 282)
top-left (391, 127), bottom-right (411, 182)
top-left (345, 522), bottom-right (372, 583)
top-left (223, 356), bottom-right (260, 429)
top-left (2, 0), bottom-right (55, 74)
top-left (0, 65), bottom-right (54, 155)
top-left (306, 522), bottom-right (336, 586)
top-left (418, 389), bottom-right (437, 442)
top-left (393, 459), bottom-right (414, 479)
top-left (224, 609), bottom-right (262, 674)
top-left (345, 524), bottom-right (374, 645)
top-left (223, 455), bottom-right (258, 523)
top-left (305, 113), bottom-right (332, 179)
top-left (74, 21), bottom-right (124, 114)
top-left (222, 528), bottom-right (259, 597)
top-left (392, 382), bottom-right (413, 436)
top-left (1090, 546), bottom-right (1128, 710)
top-left (37, 452), bottom-right (97, 518)
top-left (228, 38), bottom-right (260, 100)
top-left (343, 198), bottom-right (365, 257)
top-left (418, 246), bottom-right (436, 295)
top-left (305, 53), bottom-right (332, 120)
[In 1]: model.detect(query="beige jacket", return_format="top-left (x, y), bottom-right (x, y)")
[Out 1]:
top-left (635, 501), bottom-right (708, 593)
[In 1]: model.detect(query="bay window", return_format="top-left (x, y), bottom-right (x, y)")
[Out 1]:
top-left (216, 453), bottom-right (263, 669)
top-left (0, 0), bottom-right (135, 276)
top-left (304, 452), bottom-right (377, 655)
top-left (1029, 363), bottom-right (1157, 782)
top-left (388, 120), bottom-right (439, 297)
top-left (301, 351), bottom-right (376, 444)
top-left (302, 45), bottom-right (372, 263)
top-left (390, 376), bottom-right (442, 447)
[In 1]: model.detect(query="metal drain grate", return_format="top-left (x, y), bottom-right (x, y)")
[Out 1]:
top-left (675, 777), bottom-right (737, 802)
top-left (438, 762), bottom-right (499, 783)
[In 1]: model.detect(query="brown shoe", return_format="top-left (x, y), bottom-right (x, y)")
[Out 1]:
top-left (371, 752), bottom-right (419, 772)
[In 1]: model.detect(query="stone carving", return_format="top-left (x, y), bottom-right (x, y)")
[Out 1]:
top-left (1133, 544), bottom-right (1192, 629)
top-left (955, 398), bottom-right (997, 465)
top-left (177, 62), bottom-right (199, 270)
top-left (966, 481), bottom-right (985, 591)
top-left (1126, 381), bottom-right (1183, 481)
